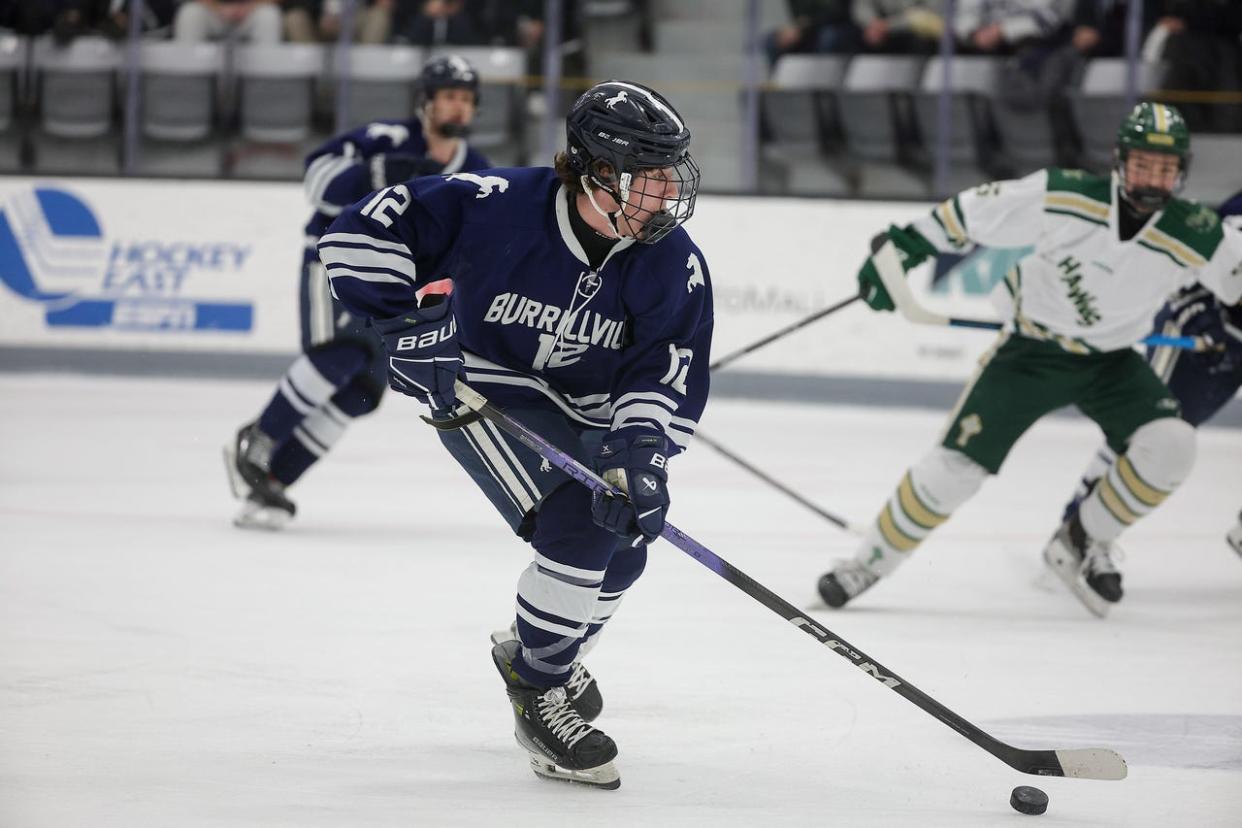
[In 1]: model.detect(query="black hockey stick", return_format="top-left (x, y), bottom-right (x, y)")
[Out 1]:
top-left (871, 241), bottom-right (1211, 351)
top-left (693, 431), bottom-right (861, 533)
top-left (436, 380), bottom-right (1129, 782)
top-left (700, 293), bottom-right (864, 532)
top-left (708, 293), bottom-right (861, 371)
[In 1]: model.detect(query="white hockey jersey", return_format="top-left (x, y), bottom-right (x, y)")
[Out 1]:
top-left (910, 168), bottom-right (1242, 353)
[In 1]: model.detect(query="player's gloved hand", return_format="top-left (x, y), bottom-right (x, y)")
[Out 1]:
top-left (857, 224), bottom-right (938, 312)
top-left (370, 153), bottom-right (444, 187)
top-left (372, 294), bottom-right (463, 411)
top-left (591, 434), bottom-right (671, 546)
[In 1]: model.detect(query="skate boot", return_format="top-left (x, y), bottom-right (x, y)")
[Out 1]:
top-left (1227, 512), bottom-right (1242, 558)
top-left (223, 422), bottom-right (296, 530)
top-left (1042, 513), bottom-right (1123, 618)
top-left (491, 639), bottom-right (620, 789)
top-left (490, 623), bottom-right (603, 722)
top-left (817, 559), bottom-right (880, 608)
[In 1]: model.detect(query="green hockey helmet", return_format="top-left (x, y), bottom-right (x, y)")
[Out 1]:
top-left (1115, 102), bottom-right (1191, 210)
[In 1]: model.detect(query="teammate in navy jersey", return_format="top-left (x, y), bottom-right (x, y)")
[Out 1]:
top-left (320, 80), bottom-right (712, 789)
top-left (224, 55), bottom-right (490, 530)
top-left (1061, 189), bottom-right (1242, 560)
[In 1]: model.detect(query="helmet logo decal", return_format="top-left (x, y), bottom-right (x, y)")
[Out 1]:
top-left (605, 90), bottom-right (629, 109)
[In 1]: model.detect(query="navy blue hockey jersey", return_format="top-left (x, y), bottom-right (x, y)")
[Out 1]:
top-left (302, 118), bottom-right (490, 241)
top-left (319, 167), bottom-right (715, 452)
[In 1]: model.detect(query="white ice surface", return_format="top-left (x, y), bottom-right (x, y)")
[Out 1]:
top-left (1, 374), bottom-right (1240, 827)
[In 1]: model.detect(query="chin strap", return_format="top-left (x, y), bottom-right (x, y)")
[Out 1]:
top-left (581, 174), bottom-right (628, 239)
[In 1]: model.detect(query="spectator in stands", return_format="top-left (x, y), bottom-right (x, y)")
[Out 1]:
top-left (0, 0), bottom-right (55, 35)
top-left (954, 0), bottom-right (1072, 54)
top-left (392, 0), bottom-right (484, 46)
top-left (1145, 0), bottom-right (1242, 132)
top-left (1070, 0), bottom-right (1160, 58)
top-left (174, 0), bottom-right (282, 44)
top-left (854, 1), bottom-right (945, 54)
top-left (283, 0), bottom-right (393, 43)
top-left (766, 1), bottom-right (859, 66)
top-left (32, 0), bottom-right (177, 43)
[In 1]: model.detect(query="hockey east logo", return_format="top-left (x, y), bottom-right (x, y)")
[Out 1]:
top-left (0, 185), bottom-right (252, 332)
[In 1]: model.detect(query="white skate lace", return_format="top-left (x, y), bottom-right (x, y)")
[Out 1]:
top-left (833, 561), bottom-right (879, 597)
top-left (1083, 541), bottom-right (1124, 576)
top-left (537, 686), bottom-right (593, 749)
top-left (565, 663), bottom-right (592, 701)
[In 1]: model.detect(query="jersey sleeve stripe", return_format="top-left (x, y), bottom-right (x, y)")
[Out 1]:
top-left (319, 246), bottom-right (418, 280)
top-left (319, 232), bottom-right (413, 254)
top-left (305, 156), bottom-right (357, 207)
top-left (611, 390), bottom-right (680, 413)
top-left (325, 267), bottom-right (414, 287)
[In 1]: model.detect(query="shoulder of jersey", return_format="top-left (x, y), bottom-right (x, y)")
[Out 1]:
top-left (1160, 197), bottom-right (1224, 251)
top-left (1044, 167), bottom-right (1111, 202)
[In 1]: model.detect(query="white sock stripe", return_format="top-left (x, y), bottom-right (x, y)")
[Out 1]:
top-left (462, 422), bottom-right (535, 512)
top-left (287, 356), bottom-right (338, 406)
top-left (277, 375), bottom-right (316, 415)
top-left (1106, 464), bottom-right (1155, 516)
top-left (301, 407), bottom-right (347, 448)
top-left (322, 401), bottom-right (350, 426)
top-left (515, 604), bottom-right (588, 638)
top-left (293, 425), bottom-right (328, 457)
top-left (887, 493), bottom-right (935, 539)
top-left (532, 550), bottom-right (606, 583)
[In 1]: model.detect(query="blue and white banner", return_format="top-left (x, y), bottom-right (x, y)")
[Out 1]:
top-left (0, 177), bottom-right (303, 352)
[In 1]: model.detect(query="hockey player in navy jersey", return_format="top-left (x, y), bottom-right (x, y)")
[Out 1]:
top-left (319, 80), bottom-right (712, 789)
top-left (224, 55), bottom-right (490, 529)
top-left (1060, 189), bottom-right (1242, 560)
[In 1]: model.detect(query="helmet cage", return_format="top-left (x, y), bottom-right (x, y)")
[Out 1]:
top-left (567, 81), bottom-right (700, 244)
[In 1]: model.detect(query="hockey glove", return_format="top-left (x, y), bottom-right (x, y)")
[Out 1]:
top-left (591, 434), bottom-right (671, 546)
top-left (372, 294), bottom-right (463, 411)
top-left (857, 224), bottom-right (938, 312)
top-left (370, 153), bottom-right (445, 188)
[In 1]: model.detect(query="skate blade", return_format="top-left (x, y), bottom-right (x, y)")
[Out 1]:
top-left (527, 754), bottom-right (620, 790)
top-left (489, 622), bottom-right (518, 646)
top-left (222, 444), bottom-right (249, 500)
top-left (1042, 546), bottom-right (1109, 618)
top-left (233, 501), bottom-right (291, 531)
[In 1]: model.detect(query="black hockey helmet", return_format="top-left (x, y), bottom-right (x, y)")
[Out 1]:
top-left (565, 80), bottom-right (700, 244)
top-left (419, 54), bottom-right (480, 106)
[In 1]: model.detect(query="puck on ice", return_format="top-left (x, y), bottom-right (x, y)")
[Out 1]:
top-left (1009, 785), bottom-right (1049, 815)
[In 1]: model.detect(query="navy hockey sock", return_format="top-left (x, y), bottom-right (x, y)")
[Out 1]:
top-left (267, 374), bottom-right (383, 487)
top-left (513, 484), bottom-right (623, 688)
top-left (257, 343), bottom-right (372, 444)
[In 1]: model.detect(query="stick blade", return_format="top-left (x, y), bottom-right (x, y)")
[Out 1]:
top-left (871, 241), bottom-right (947, 325)
top-left (1054, 748), bottom-right (1129, 780)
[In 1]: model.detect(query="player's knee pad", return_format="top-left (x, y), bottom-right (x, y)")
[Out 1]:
top-left (331, 374), bottom-right (385, 419)
top-left (1126, 417), bottom-right (1196, 489)
top-left (305, 341), bottom-right (374, 387)
top-left (909, 446), bottom-right (989, 515)
top-left (600, 544), bottom-right (647, 594)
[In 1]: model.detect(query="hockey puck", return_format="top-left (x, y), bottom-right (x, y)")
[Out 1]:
top-left (1009, 785), bottom-right (1049, 815)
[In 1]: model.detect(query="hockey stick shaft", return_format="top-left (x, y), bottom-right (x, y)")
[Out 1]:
top-left (872, 241), bottom-right (1206, 351)
top-left (694, 430), bottom-right (861, 533)
top-left (450, 379), bottom-right (1127, 781)
top-left (708, 294), bottom-right (861, 372)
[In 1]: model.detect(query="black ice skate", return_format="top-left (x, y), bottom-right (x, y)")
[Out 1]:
top-left (491, 639), bottom-right (619, 789)
top-left (1042, 513), bottom-right (1123, 618)
top-left (223, 422), bottom-right (296, 530)
top-left (817, 559), bottom-right (880, 608)
top-left (490, 623), bottom-right (603, 722)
